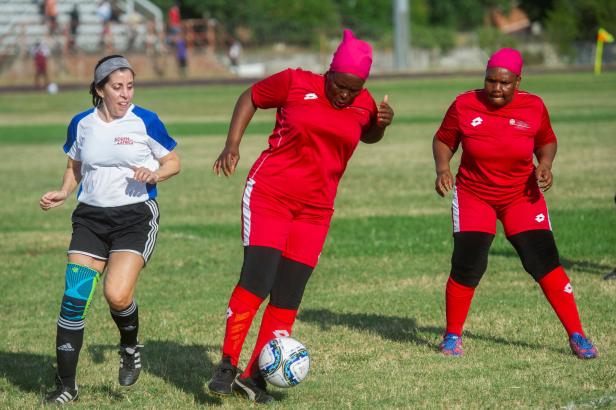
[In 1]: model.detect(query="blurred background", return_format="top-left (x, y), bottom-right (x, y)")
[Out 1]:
top-left (0, 0), bottom-right (615, 89)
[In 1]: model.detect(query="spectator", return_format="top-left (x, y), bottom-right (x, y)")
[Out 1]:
top-left (227, 37), bottom-right (242, 71)
top-left (30, 40), bottom-right (50, 89)
top-left (168, 1), bottom-right (181, 36)
top-left (45, 0), bottom-right (58, 35)
top-left (175, 34), bottom-right (187, 77)
top-left (68, 5), bottom-right (80, 52)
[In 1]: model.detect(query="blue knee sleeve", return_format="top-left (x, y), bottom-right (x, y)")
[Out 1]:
top-left (58, 263), bottom-right (100, 330)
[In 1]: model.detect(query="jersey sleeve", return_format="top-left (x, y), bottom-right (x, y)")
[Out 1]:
top-left (63, 115), bottom-right (82, 160)
top-left (435, 100), bottom-right (461, 151)
top-left (535, 103), bottom-right (557, 148)
top-left (146, 115), bottom-right (177, 159)
top-left (251, 68), bottom-right (293, 109)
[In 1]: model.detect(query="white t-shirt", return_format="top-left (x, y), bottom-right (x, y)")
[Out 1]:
top-left (64, 104), bottom-right (177, 207)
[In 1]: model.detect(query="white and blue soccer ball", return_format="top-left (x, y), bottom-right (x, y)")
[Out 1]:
top-left (258, 336), bottom-right (310, 388)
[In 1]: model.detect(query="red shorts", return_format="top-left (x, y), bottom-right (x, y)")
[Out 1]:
top-left (451, 185), bottom-right (552, 236)
top-left (241, 178), bottom-right (333, 267)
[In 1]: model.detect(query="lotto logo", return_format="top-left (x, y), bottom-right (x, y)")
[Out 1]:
top-left (471, 117), bottom-right (483, 127)
top-left (535, 213), bottom-right (545, 223)
top-left (564, 283), bottom-right (573, 294)
top-left (273, 329), bottom-right (290, 338)
top-left (226, 307), bottom-right (233, 319)
top-left (304, 93), bottom-right (318, 100)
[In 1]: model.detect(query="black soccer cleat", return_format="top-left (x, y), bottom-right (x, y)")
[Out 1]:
top-left (232, 375), bottom-right (274, 404)
top-left (44, 375), bottom-right (78, 405)
top-left (207, 356), bottom-right (239, 396)
top-left (118, 344), bottom-right (143, 387)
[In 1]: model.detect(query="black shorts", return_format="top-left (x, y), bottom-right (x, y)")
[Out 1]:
top-left (68, 199), bottom-right (160, 263)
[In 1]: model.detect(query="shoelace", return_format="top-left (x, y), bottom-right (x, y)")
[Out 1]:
top-left (120, 344), bottom-right (144, 369)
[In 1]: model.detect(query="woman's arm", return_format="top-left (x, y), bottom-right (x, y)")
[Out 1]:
top-left (133, 150), bottom-right (181, 184)
top-left (534, 141), bottom-right (557, 192)
top-left (433, 136), bottom-right (456, 197)
top-left (39, 158), bottom-right (82, 210)
top-left (361, 95), bottom-right (394, 144)
top-left (213, 88), bottom-right (258, 176)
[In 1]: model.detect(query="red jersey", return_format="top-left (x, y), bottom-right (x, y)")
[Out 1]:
top-left (249, 68), bottom-right (377, 208)
top-left (436, 89), bottom-right (557, 204)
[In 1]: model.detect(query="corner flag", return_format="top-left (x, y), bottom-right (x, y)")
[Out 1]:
top-left (595, 28), bottom-right (614, 75)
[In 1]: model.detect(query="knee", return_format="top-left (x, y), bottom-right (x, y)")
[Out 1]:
top-left (104, 288), bottom-right (133, 311)
top-left (508, 230), bottom-right (560, 281)
top-left (59, 263), bottom-right (100, 326)
top-left (450, 232), bottom-right (493, 288)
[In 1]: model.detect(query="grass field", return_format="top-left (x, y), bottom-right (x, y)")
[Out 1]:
top-left (1, 72), bottom-right (615, 409)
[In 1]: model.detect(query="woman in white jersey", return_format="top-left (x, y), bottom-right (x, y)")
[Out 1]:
top-left (39, 55), bottom-right (180, 405)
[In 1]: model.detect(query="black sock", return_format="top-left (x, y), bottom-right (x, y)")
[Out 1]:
top-left (110, 301), bottom-right (139, 346)
top-left (55, 324), bottom-right (83, 389)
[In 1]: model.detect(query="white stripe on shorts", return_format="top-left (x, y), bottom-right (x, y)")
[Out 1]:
top-left (242, 178), bottom-right (256, 246)
top-left (143, 200), bottom-right (159, 261)
top-left (452, 185), bottom-right (460, 233)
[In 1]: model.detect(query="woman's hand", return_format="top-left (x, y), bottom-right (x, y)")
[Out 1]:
top-left (376, 94), bottom-right (394, 128)
top-left (435, 170), bottom-right (454, 197)
top-left (535, 162), bottom-right (553, 192)
top-left (40, 190), bottom-right (68, 211)
top-left (213, 145), bottom-right (240, 177)
top-left (132, 166), bottom-right (160, 184)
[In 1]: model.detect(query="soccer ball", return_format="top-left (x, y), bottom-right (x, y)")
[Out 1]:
top-left (47, 83), bottom-right (59, 94)
top-left (258, 336), bottom-right (310, 388)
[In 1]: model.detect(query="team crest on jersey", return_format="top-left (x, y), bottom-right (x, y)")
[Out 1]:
top-left (114, 136), bottom-right (134, 145)
top-left (509, 118), bottom-right (531, 130)
top-left (471, 116), bottom-right (483, 127)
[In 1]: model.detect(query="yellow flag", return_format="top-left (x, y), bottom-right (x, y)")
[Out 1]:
top-left (598, 28), bottom-right (614, 43)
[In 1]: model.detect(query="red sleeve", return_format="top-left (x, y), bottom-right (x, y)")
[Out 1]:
top-left (251, 68), bottom-right (293, 109)
top-left (435, 100), bottom-right (461, 151)
top-left (535, 103), bottom-right (557, 148)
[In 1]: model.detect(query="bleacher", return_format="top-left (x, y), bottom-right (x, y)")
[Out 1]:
top-left (0, 0), bottom-right (154, 55)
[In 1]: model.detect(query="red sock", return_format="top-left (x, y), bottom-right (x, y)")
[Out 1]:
top-left (222, 286), bottom-right (264, 366)
top-left (538, 266), bottom-right (584, 336)
top-left (445, 276), bottom-right (476, 336)
top-left (241, 304), bottom-right (298, 379)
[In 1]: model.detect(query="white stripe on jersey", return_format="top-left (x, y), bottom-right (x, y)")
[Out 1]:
top-left (242, 179), bottom-right (256, 246)
top-left (452, 185), bottom-right (460, 233)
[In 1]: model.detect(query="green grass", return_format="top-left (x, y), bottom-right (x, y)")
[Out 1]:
top-left (1, 72), bottom-right (615, 408)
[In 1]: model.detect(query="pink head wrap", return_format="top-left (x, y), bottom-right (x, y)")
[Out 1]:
top-left (486, 48), bottom-right (523, 76)
top-left (329, 29), bottom-right (372, 80)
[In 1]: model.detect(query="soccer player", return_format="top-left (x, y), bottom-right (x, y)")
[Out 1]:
top-left (432, 48), bottom-right (597, 359)
top-left (39, 55), bottom-right (180, 405)
top-left (207, 29), bottom-right (394, 403)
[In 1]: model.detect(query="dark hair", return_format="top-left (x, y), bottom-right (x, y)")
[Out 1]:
top-left (89, 54), bottom-right (135, 107)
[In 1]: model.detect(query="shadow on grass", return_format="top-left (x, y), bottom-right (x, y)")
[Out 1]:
top-left (88, 340), bottom-right (223, 405)
top-left (299, 308), bottom-right (559, 353)
top-left (490, 248), bottom-right (613, 276)
top-left (0, 351), bottom-right (54, 393)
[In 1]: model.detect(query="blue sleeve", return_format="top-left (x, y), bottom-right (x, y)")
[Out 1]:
top-left (133, 105), bottom-right (177, 151)
top-left (63, 109), bottom-right (93, 153)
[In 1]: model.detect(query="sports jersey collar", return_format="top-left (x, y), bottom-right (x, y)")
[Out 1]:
top-left (93, 104), bottom-right (135, 126)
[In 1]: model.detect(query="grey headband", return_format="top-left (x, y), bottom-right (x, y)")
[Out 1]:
top-left (94, 57), bottom-right (133, 84)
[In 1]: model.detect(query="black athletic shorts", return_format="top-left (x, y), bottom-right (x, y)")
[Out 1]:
top-left (68, 199), bottom-right (160, 263)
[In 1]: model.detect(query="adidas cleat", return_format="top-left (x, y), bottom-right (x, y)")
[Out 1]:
top-left (44, 375), bottom-right (78, 405)
top-left (118, 344), bottom-right (143, 386)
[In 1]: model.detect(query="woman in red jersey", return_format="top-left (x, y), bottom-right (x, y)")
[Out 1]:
top-left (207, 29), bottom-right (394, 403)
top-left (433, 48), bottom-right (597, 359)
